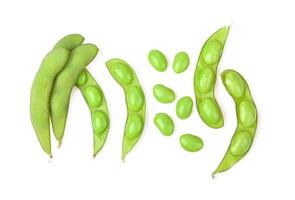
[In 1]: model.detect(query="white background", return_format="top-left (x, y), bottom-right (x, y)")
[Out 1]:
top-left (0, 0), bottom-right (294, 199)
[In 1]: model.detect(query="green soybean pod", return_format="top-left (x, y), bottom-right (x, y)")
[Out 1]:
top-left (153, 84), bottom-right (176, 103)
top-left (212, 69), bottom-right (258, 177)
top-left (50, 44), bottom-right (99, 146)
top-left (154, 113), bottom-right (174, 136)
top-left (194, 26), bottom-right (230, 128)
top-left (76, 70), bottom-right (110, 157)
top-left (173, 51), bottom-right (189, 73)
top-left (148, 49), bottom-right (168, 72)
top-left (176, 96), bottom-right (193, 119)
top-left (54, 34), bottom-right (84, 51)
top-left (179, 134), bottom-right (203, 152)
top-left (106, 58), bottom-right (146, 161)
top-left (30, 48), bottom-right (69, 157)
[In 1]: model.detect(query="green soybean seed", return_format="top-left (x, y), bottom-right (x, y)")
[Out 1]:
top-left (176, 96), bottom-right (193, 119)
top-left (194, 26), bottom-right (230, 128)
top-left (30, 48), bottom-right (69, 157)
top-left (50, 43), bottom-right (99, 146)
top-left (173, 51), bottom-right (189, 73)
top-left (76, 70), bottom-right (110, 157)
top-left (212, 69), bottom-right (258, 177)
top-left (179, 134), bottom-right (203, 152)
top-left (154, 113), bottom-right (174, 136)
top-left (148, 49), bottom-right (168, 72)
top-left (106, 58), bottom-right (146, 161)
top-left (153, 84), bottom-right (175, 103)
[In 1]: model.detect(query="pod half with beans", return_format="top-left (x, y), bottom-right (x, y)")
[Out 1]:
top-left (194, 26), bottom-right (229, 128)
top-left (106, 58), bottom-right (146, 161)
top-left (212, 69), bottom-right (258, 177)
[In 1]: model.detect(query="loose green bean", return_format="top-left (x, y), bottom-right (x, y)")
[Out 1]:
top-left (153, 84), bottom-right (175, 103)
top-left (154, 113), bottom-right (174, 136)
top-left (194, 26), bottom-right (229, 128)
top-left (106, 58), bottom-right (146, 161)
top-left (212, 69), bottom-right (258, 177)
top-left (173, 51), bottom-right (189, 73)
top-left (50, 43), bottom-right (99, 146)
top-left (148, 49), bottom-right (168, 72)
top-left (176, 96), bottom-right (193, 119)
top-left (30, 48), bottom-right (69, 157)
top-left (179, 134), bottom-right (203, 152)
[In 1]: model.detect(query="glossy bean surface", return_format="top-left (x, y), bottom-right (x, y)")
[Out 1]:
top-left (154, 113), bottom-right (174, 136)
top-left (179, 134), bottom-right (203, 152)
top-left (153, 84), bottom-right (175, 103)
top-left (176, 96), bottom-right (193, 119)
top-left (148, 49), bottom-right (168, 72)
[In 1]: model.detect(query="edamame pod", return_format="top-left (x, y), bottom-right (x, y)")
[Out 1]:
top-left (106, 58), bottom-right (146, 161)
top-left (50, 44), bottom-right (99, 145)
top-left (194, 26), bottom-right (230, 128)
top-left (76, 70), bottom-right (110, 157)
top-left (212, 69), bottom-right (258, 177)
top-left (30, 48), bottom-right (69, 156)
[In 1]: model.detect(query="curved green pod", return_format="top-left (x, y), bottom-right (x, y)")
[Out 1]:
top-left (30, 48), bottom-right (69, 157)
top-left (106, 58), bottom-right (146, 161)
top-left (213, 69), bottom-right (258, 177)
top-left (194, 26), bottom-right (230, 128)
top-left (50, 43), bottom-right (99, 145)
top-left (76, 70), bottom-right (110, 157)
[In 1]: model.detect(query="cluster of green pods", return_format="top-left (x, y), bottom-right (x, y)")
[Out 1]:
top-left (30, 34), bottom-right (110, 157)
top-left (31, 27), bottom-right (258, 177)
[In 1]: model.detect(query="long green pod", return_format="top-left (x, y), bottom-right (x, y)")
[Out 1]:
top-left (213, 69), bottom-right (258, 177)
top-left (106, 58), bottom-right (146, 161)
top-left (76, 70), bottom-right (110, 157)
top-left (30, 48), bottom-right (69, 156)
top-left (194, 26), bottom-right (229, 128)
top-left (50, 43), bottom-right (99, 145)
